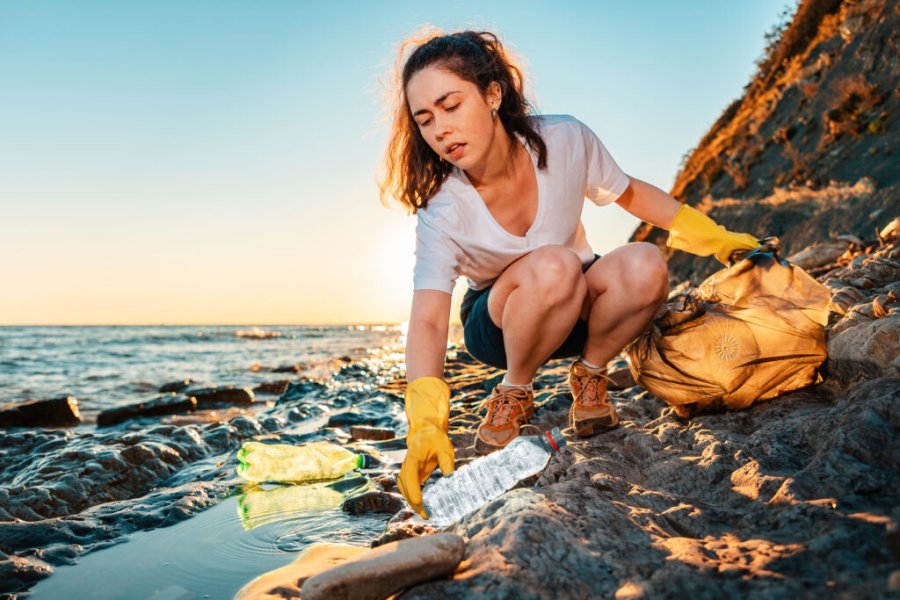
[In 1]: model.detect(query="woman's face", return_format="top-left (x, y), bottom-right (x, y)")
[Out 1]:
top-left (405, 66), bottom-right (499, 170)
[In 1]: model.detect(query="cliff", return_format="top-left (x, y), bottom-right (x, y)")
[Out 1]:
top-left (631, 0), bottom-right (899, 284)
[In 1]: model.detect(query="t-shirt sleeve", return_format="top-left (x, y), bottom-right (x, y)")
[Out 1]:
top-left (412, 214), bottom-right (461, 294)
top-left (579, 120), bottom-right (631, 206)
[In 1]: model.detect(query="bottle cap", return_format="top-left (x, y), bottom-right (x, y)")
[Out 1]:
top-left (544, 427), bottom-right (567, 452)
top-left (356, 454), bottom-right (371, 469)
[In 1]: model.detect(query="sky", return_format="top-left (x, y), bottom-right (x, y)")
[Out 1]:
top-left (0, 0), bottom-right (792, 325)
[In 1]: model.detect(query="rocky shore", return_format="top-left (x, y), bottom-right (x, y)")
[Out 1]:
top-left (0, 358), bottom-right (408, 597)
top-left (2, 231), bottom-right (896, 598)
top-left (231, 226), bottom-right (898, 599)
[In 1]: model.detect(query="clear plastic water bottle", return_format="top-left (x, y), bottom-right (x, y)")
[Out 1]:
top-left (236, 440), bottom-right (370, 483)
top-left (421, 428), bottom-right (566, 527)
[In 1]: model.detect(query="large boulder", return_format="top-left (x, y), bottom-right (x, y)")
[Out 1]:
top-left (0, 397), bottom-right (81, 428)
top-left (301, 533), bottom-right (465, 600)
top-left (96, 395), bottom-right (197, 427)
top-left (187, 386), bottom-right (256, 407)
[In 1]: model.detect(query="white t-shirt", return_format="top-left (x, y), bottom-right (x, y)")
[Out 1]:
top-left (413, 114), bottom-right (630, 294)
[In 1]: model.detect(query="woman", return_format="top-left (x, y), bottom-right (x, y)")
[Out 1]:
top-left (380, 31), bottom-right (759, 518)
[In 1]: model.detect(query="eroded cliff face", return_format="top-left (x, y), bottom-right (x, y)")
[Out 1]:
top-left (631, 0), bottom-right (899, 284)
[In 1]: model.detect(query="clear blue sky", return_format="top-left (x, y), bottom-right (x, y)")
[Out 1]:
top-left (0, 0), bottom-right (792, 324)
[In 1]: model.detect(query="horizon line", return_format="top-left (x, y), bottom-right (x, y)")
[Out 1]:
top-left (0, 322), bottom-right (409, 327)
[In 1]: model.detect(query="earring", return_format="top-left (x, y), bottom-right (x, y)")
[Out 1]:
top-left (491, 108), bottom-right (498, 121)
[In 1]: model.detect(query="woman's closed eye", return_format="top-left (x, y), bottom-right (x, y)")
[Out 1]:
top-left (417, 103), bottom-right (459, 127)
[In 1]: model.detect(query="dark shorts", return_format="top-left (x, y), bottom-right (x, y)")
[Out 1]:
top-left (460, 254), bottom-right (601, 370)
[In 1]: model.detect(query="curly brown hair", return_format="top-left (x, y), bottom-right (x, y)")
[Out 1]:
top-left (380, 30), bottom-right (547, 213)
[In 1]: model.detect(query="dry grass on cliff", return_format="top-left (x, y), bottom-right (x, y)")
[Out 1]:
top-left (820, 73), bottom-right (886, 147)
top-left (669, 0), bottom-right (875, 200)
top-left (699, 177), bottom-right (877, 210)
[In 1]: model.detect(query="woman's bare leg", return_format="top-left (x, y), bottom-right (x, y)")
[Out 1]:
top-left (579, 243), bottom-right (669, 367)
top-left (487, 245), bottom-right (587, 384)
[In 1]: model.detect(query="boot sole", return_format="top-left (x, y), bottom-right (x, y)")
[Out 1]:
top-left (570, 414), bottom-right (619, 438)
top-left (474, 436), bottom-right (506, 455)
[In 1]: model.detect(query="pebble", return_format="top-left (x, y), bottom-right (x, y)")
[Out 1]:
top-left (341, 491), bottom-right (405, 515)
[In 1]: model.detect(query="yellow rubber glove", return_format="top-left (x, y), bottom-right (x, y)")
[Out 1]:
top-left (666, 205), bottom-right (761, 265)
top-left (397, 376), bottom-right (455, 519)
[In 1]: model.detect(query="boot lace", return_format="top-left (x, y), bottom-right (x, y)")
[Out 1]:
top-left (478, 387), bottom-right (531, 426)
top-left (573, 369), bottom-right (610, 408)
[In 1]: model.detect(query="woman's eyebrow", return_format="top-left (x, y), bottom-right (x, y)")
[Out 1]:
top-left (412, 90), bottom-right (461, 117)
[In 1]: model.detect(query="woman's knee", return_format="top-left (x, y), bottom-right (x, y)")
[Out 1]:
top-left (522, 246), bottom-right (585, 303)
top-left (620, 243), bottom-right (668, 305)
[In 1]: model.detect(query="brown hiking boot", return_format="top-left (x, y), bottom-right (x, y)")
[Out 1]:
top-left (568, 360), bottom-right (619, 437)
top-left (474, 385), bottom-right (535, 454)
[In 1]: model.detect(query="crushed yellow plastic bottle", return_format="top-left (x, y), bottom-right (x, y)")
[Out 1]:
top-left (236, 441), bottom-right (369, 483)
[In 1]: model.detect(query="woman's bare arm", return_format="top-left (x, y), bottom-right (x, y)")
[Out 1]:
top-left (614, 177), bottom-right (682, 229)
top-left (405, 289), bottom-right (452, 382)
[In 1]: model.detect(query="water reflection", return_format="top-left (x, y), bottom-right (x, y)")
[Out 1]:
top-left (237, 481), bottom-right (367, 531)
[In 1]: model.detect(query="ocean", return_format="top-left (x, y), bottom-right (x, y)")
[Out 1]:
top-left (0, 324), bottom-right (426, 599)
top-left (0, 325), bottom-right (406, 418)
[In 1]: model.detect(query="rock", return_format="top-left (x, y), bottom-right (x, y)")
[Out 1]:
top-left (836, 233), bottom-right (866, 246)
top-left (252, 380), bottom-right (291, 395)
top-left (341, 491), bottom-right (405, 515)
top-left (279, 379), bottom-right (326, 403)
top-left (887, 520), bottom-right (900, 561)
top-left (374, 474), bottom-right (398, 492)
top-left (0, 553), bottom-right (53, 595)
top-left (839, 14), bottom-right (865, 42)
top-left (785, 240), bottom-right (849, 270)
top-left (371, 522), bottom-right (435, 547)
top-left (96, 395), bottom-right (197, 427)
top-left (300, 533), bottom-right (465, 600)
top-left (827, 315), bottom-right (900, 381)
top-left (349, 426), bottom-right (395, 441)
top-left (0, 422), bottom-right (225, 524)
top-left (880, 218), bottom-right (899, 242)
top-left (0, 397), bottom-right (81, 428)
top-left (158, 379), bottom-right (194, 393)
top-left (272, 364), bottom-right (306, 373)
top-left (187, 386), bottom-right (255, 407)
top-left (326, 410), bottom-right (388, 428)
top-left (234, 543), bottom-right (367, 600)
top-left (890, 570), bottom-right (900, 592)
top-left (828, 285), bottom-right (870, 315)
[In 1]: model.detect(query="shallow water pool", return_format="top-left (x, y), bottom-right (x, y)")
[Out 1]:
top-left (30, 479), bottom-right (389, 600)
